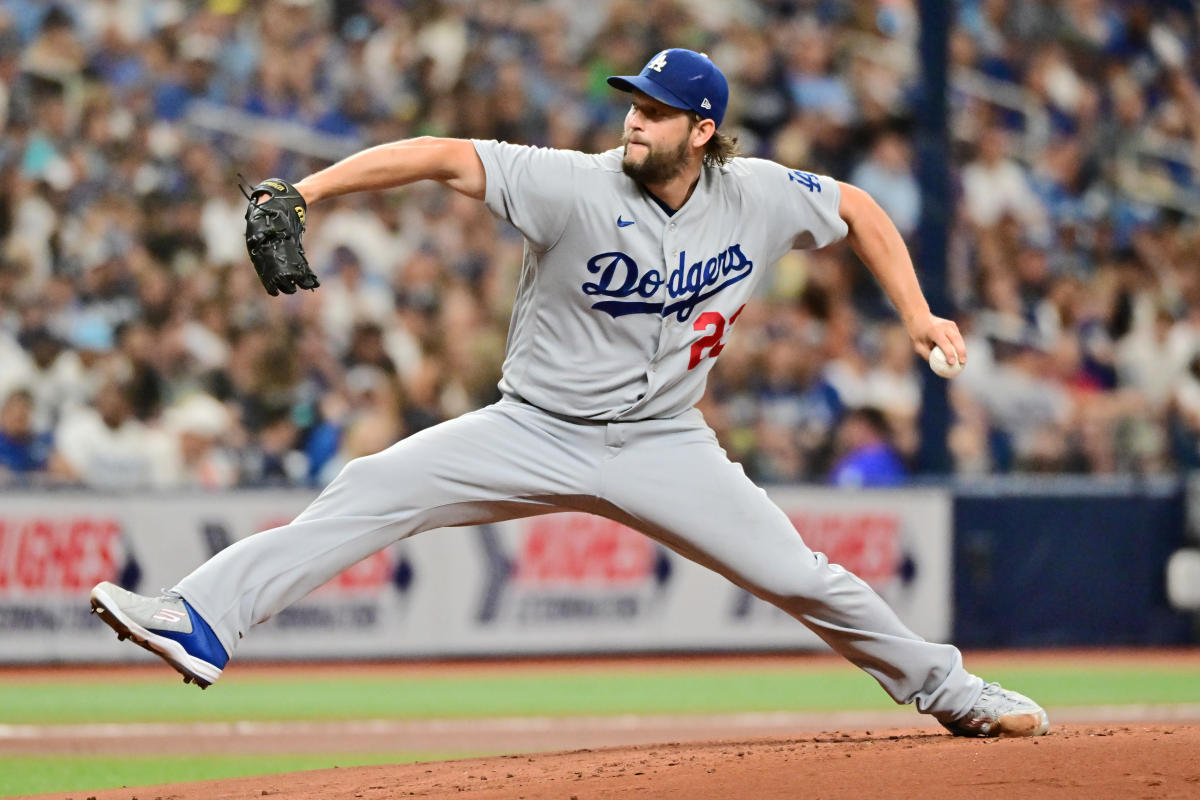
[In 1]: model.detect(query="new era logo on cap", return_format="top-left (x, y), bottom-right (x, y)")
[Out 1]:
top-left (606, 48), bottom-right (730, 127)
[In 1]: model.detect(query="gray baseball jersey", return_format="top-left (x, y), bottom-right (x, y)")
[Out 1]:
top-left (471, 141), bottom-right (848, 421)
top-left (167, 140), bottom-right (983, 722)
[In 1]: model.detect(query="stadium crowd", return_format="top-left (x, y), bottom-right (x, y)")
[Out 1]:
top-left (2, 0), bottom-right (1200, 490)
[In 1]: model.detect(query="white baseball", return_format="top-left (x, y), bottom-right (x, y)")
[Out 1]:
top-left (929, 345), bottom-right (964, 378)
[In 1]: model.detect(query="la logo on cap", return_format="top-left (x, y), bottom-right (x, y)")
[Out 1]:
top-left (647, 52), bottom-right (668, 72)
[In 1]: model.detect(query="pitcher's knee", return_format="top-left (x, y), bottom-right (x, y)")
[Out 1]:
top-left (312, 450), bottom-right (429, 518)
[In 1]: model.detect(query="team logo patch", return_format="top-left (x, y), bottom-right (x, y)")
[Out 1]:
top-left (581, 244), bottom-right (754, 322)
top-left (647, 52), bottom-right (669, 72)
top-left (788, 169), bottom-right (822, 192)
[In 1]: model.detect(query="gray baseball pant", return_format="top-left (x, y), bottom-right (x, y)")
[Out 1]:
top-left (175, 399), bottom-right (982, 719)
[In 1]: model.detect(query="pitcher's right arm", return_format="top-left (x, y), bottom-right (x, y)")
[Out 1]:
top-left (295, 137), bottom-right (486, 205)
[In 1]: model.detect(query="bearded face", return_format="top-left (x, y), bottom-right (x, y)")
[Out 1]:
top-left (620, 128), bottom-right (692, 185)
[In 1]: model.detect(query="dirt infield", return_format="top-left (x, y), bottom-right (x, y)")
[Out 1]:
top-left (9, 652), bottom-right (1200, 799)
top-left (19, 723), bottom-right (1200, 800)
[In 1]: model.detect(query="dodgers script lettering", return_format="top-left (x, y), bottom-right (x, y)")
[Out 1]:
top-left (582, 244), bottom-right (753, 322)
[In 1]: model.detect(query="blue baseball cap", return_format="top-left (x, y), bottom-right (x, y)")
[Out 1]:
top-left (607, 49), bottom-right (729, 127)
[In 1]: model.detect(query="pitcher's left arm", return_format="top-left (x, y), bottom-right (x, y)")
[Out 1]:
top-left (837, 182), bottom-right (965, 366)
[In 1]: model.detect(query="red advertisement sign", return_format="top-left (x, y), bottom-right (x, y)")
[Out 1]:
top-left (516, 514), bottom-right (656, 586)
top-left (0, 516), bottom-right (123, 595)
top-left (787, 511), bottom-right (901, 585)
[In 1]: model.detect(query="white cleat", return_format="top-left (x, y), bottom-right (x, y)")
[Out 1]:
top-left (935, 682), bottom-right (1050, 738)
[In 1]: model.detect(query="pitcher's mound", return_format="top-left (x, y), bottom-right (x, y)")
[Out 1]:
top-left (37, 724), bottom-right (1200, 800)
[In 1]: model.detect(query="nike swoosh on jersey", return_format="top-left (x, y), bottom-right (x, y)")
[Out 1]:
top-left (616, 216), bottom-right (635, 227)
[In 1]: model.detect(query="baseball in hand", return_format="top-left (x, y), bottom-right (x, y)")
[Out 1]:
top-left (928, 345), bottom-right (964, 379)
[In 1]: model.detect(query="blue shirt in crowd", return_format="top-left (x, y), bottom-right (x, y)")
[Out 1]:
top-left (831, 443), bottom-right (907, 488)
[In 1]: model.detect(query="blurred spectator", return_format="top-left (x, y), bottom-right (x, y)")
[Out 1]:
top-left (163, 392), bottom-right (238, 489)
top-left (863, 324), bottom-right (921, 457)
top-left (738, 326), bottom-right (844, 482)
top-left (960, 126), bottom-right (1049, 241)
top-left (830, 406), bottom-right (907, 488)
top-left (54, 379), bottom-right (180, 490)
top-left (320, 246), bottom-right (394, 354)
top-left (8, 326), bottom-right (91, 433)
top-left (961, 339), bottom-right (1074, 470)
top-left (21, 6), bottom-right (84, 83)
top-left (311, 364), bottom-right (404, 484)
top-left (0, 388), bottom-right (52, 481)
top-left (238, 404), bottom-right (306, 486)
top-left (848, 129), bottom-right (921, 238)
top-left (785, 20), bottom-right (855, 126)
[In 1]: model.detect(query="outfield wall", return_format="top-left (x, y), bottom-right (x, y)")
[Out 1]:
top-left (0, 481), bottom-right (1191, 662)
top-left (953, 477), bottom-right (1194, 647)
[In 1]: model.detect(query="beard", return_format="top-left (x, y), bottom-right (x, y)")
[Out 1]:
top-left (621, 131), bottom-right (691, 185)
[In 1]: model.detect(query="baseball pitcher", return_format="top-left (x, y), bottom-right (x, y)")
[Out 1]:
top-left (91, 49), bottom-right (1047, 738)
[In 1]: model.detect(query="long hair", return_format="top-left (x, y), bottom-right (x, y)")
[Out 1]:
top-left (691, 113), bottom-right (740, 167)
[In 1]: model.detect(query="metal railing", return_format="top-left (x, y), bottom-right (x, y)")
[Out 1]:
top-left (184, 100), bottom-right (364, 163)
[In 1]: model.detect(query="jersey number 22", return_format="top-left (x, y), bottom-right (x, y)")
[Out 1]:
top-left (688, 305), bottom-right (746, 370)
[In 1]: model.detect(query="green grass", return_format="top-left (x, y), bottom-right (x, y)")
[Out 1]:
top-left (2, 662), bottom-right (1198, 726)
top-left (966, 666), bottom-right (1200, 707)
top-left (0, 752), bottom-right (472, 798)
top-left (4, 660), bottom-right (1198, 797)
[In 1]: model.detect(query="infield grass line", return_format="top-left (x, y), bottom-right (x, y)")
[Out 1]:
top-left (0, 751), bottom-right (480, 798)
top-left (1, 663), bottom-right (1198, 726)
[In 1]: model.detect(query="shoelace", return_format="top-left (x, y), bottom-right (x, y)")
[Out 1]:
top-left (977, 682), bottom-right (1027, 714)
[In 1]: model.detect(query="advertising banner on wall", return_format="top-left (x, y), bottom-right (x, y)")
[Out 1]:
top-left (0, 492), bottom-right (314, 661)
top-left (0, 488), bottom-right (951, 662)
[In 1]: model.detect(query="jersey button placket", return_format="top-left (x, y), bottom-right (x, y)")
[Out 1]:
top-left (652, 219), bottom-right (676, 376)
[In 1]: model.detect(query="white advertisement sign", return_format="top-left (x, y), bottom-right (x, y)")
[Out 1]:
top-left (0, 488), bottom-right (951, 662)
